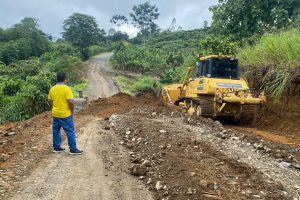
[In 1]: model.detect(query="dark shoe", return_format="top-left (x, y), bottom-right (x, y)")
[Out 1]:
top-left (69, 149), bottom-right (83, 155)
top-left (53, 147), bottom-right (65, 153)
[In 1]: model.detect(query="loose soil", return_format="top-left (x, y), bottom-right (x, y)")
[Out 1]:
top-left (107, 104), bottom-right (300, 200)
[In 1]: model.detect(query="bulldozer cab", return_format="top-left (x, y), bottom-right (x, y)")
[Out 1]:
top-left (197, 55), bottom-right (238, 79)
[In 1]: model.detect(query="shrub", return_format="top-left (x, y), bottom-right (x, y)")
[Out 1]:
top-left (70, 80), bottom-right (88, 98)
top-left (21, 71), bottom-right (56, 116)
top-left (2, 79), bottom-right (22, 96)
top-left (238, 29), bottom-right (300, 101)
top-left (115, 75), bottom-right (162, 95)
top-left (88, 45), bottom-right (106, 57)
top-left (0, 95), bottom-right (29, 122)
top-left (199, 35), bottom-right (238, 55)
top-left (0, 70), bottom-right (56, 123)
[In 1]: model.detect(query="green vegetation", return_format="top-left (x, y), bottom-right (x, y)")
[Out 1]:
top-left (110, 0), bottom-right (300, 102)
top-left (62, 13), bottom-right (106, 59)
top-left (0, 70), bottom-right (56, 122)
top-left (111, 30), bottom-right (237, 84)
top-left (0, 9), bottom-right (133, 123)
top-left (115, 75), bottom-right (161, 95)
top-left (110, 15), bottom-right (128, 30)
top-left (111, 43), bottom-right (166, 73)
top-left (238, 29), bottom-right (300, 101)
top-left (0, 17), bottom-right (50, 65)
top-left (130, 2), bottom-right (160, 38)
top-left (0, 11), bottom-right (115, 123)
top-left (210, 0), bottom-right (300, 39)
top-left (88, 45), bottom-right (107, 57)
top-left (71, 81), bottom-right (88, 98)
top-left (0, 41), bottom-right (82, 123)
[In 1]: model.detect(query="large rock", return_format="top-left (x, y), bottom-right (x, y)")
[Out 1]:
top-left (130, 164), bottom-right (148, 176)
top-left (142, 160), bottom-right (151, 167)
top-left (155, 181), bottom-right (163, 191)
top-left (4, 132), bottom-right (15, 137)
top-left (279, 161), bottom-right (291, 168)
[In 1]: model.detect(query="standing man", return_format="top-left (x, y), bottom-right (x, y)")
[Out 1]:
top-left (48, 72), bottom-right (83, 155)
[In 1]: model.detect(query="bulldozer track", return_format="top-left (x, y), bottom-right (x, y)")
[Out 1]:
top-left (178, 96), bottom-right (215, 118)
top-left (240, 105), bottom-right (256, 125)
top-left (196, 97), bottom-right (215, 117)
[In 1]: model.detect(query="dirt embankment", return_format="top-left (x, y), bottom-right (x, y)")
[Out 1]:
top-left (255, 95), bottom-right (300, 133)
top-left (249, 80), bottom-right (300, 135)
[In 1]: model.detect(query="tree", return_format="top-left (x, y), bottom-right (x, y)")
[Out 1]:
top-left (13, 18), bottom-right (50, 56)
top-left (22, 71), bottom-right (56, 115)
top-left (199, 35), bottom-right (237, 55)
top-left (166, 53), bottom-right (184, 68)
top-left (111, 31), bottom-right (129, 41)
top-left (202, 21), bottom-right (208, 30)
top-left (0, 17), bottom-right (50, 64)
top-left (110, 15), bottom-right (128, 31)
top-left (62, 13), bottom-right (104, 49)
top-left (169, 18), bottom-right (177, 32)
top-left (130, 2), bottom-right (160, 36)
top-left (149, 23), bottom-right (160, 35)
top-left (0, 41), bottom-right (19, 64)
top-left (108, 28), bottom-right (117, 36)
top-left (0, 28), bottom-right (6, 42)
top-left (177, 26), bottom-right (183, 31)
top-left (210, 0), bottom-right (300, 39)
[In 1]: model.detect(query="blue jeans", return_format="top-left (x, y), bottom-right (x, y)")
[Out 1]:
top-left (52, 115), bottom-right (77, 151)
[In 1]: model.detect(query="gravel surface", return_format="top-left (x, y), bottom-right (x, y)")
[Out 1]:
top-left (109, 107), bottom-right (300, 199)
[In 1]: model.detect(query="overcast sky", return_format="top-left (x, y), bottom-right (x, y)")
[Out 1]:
top-left (0, 0), bottom-right (218, 38)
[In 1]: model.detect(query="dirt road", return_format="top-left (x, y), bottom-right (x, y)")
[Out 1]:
top-left (9, 119), bottom-right (152, 200)
top-left (3, 54), bottom-right (153, 200)
top-left (86, 53), bottom-right (119, 100)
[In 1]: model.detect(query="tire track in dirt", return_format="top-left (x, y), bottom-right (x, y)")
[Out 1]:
top-left (86, 53), bottom-right (119, 100)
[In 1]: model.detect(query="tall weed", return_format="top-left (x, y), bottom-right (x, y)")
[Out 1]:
top-left (238, 29), bottom-right (300, 101)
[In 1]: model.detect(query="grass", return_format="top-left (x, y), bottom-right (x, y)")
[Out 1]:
top-left (70, 80), bottom-right (88, 98)
top-left (238, 29), bottom-right (300, 101)
top-left (114, 75), bottom-right (162, 96)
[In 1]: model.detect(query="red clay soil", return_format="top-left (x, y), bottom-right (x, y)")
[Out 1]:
top-left (246, 94), bottom-right (300, 148)
top-left (80, 93), bottom-right (164, 117)
top-left (256, 100), bottom-right (300, 133)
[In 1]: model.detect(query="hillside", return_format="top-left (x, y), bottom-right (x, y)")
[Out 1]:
top-left (1, 1), bottom-right (300, 199)
top-left (1, 54), bottom-right (300, 199)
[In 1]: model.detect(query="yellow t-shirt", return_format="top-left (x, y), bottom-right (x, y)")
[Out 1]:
top-left (48, 84), bottom-right (74, 118)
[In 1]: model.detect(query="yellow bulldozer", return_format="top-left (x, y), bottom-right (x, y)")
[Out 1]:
top-left (162, 55), bottom-right (266, 124)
